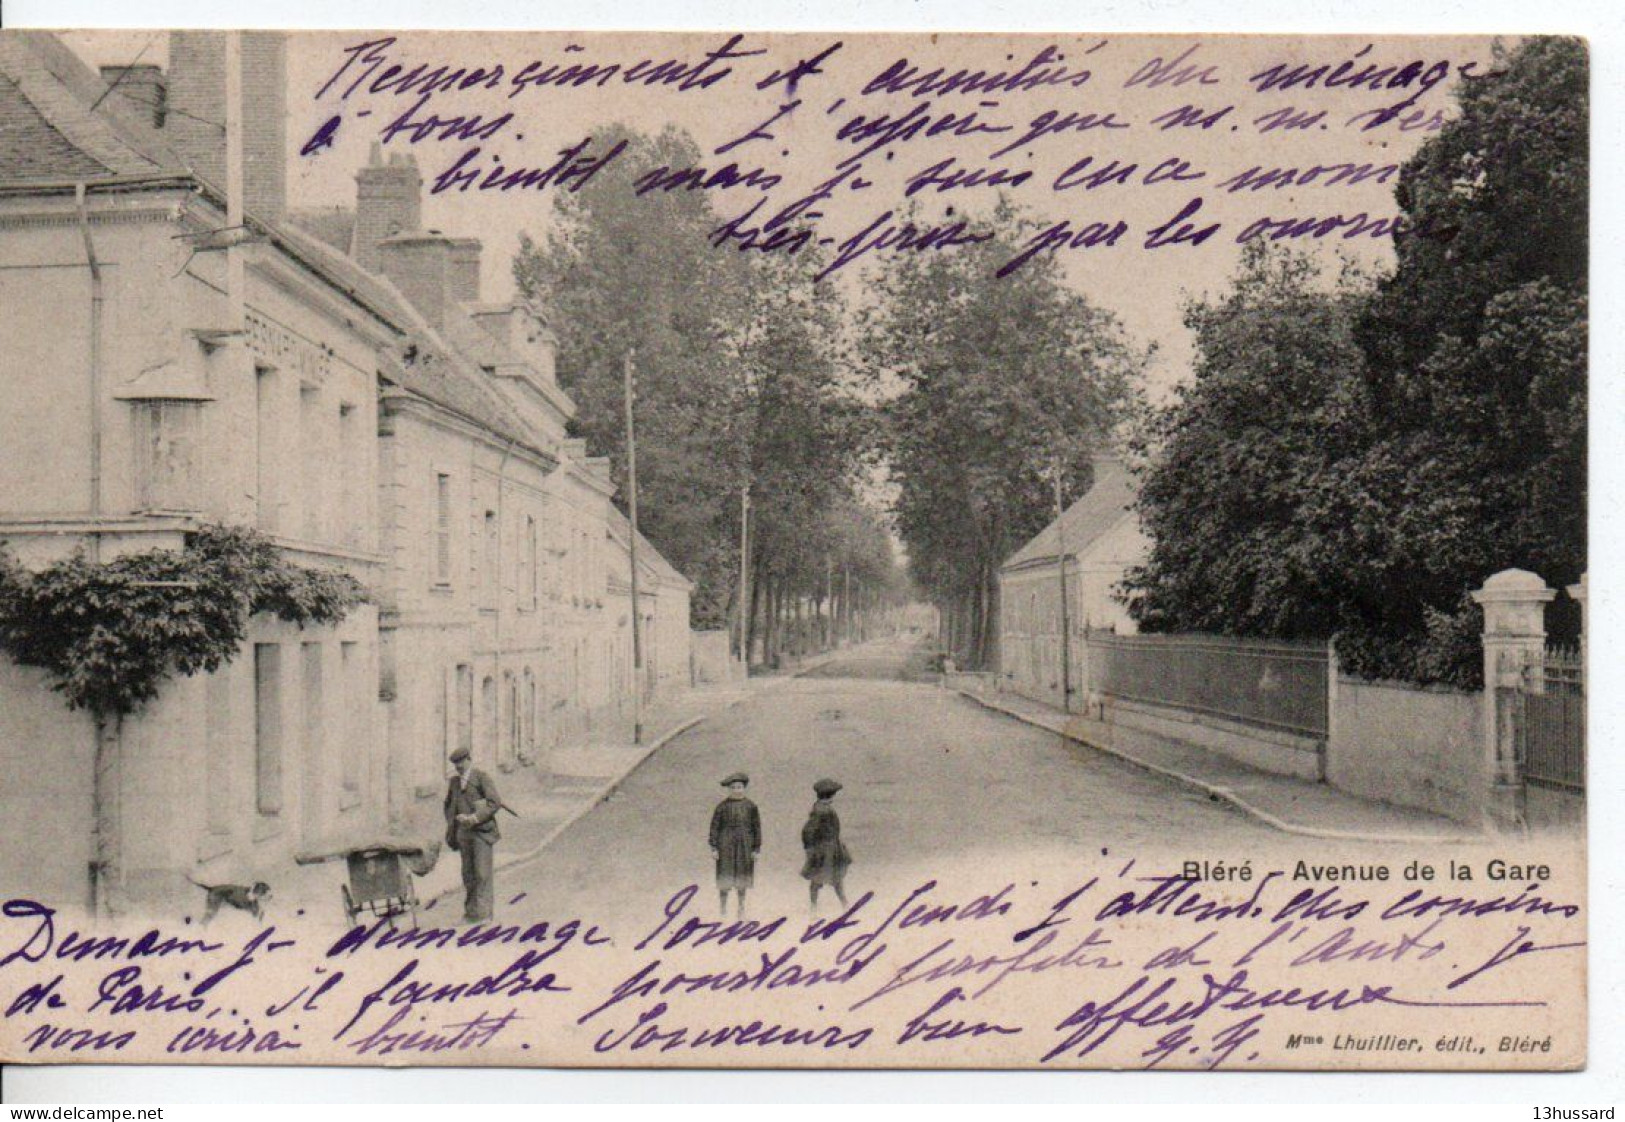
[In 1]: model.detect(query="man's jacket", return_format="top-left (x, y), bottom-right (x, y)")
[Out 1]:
top-left (444, 767), bottom-right (503, 849)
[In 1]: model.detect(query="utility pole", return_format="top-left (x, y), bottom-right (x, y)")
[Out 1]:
top-left (738, 486), bottom-right (750, 665)
top-left (624, 351), bottom-right (643, 745)
top-left (1053, 460), bottom-right (1072, 712)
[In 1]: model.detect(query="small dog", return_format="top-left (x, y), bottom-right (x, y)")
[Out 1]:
top-left (187, 877), bottom-right (271, 924)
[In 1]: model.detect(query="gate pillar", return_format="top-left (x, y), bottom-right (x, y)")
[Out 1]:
top-left (1471, 569), bottom-right (1555, 831)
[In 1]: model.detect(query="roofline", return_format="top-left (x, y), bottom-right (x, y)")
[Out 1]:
top-left (0, 173), bottom-right (410, 335)
top-left (379, 388), bottom-right (560, 474)
top-left (998, 509), bottom-right (1138, 575)
top-left (0, 173), bottom-right (196, 196)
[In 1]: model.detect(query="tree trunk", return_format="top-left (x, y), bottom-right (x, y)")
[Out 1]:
top-left (91, 714), bottom-right (125, 917)
top-left (765, 579), bottom-right (779, 665)
top-left (747, 552), bottom-right (766, 664)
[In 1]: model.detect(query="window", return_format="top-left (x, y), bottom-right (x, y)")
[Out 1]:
top-left (338, 404), bottom-right (359, 546)
top-left (522, 515), bottom-right (538, 610)
top-left (254, 644), bottom-right (282, 816)
top-left (132, 400), bottom-right (201, 512)
top-left (340, 642), bottom-right (360, 799)
top-left (482, 510), bottom-right (499, 608)
top-left (436, 665), bottom-right (450, 771)
top-left (455, 664), bottom-right (473, 759)
top-left (302, 643), bottom-right (324, 825)
top-left (523, 668), bottom-right (536, 756)
top-left (256, 366), bottom-right (279, 532)
top-left (481, 675), bottom-right (497, 757)
top-left (205, 665), bottom-right (233, 834)
top-left (434, 474), bottom-right (452, 586)
top-left (505, 671), bottom-right (519, 767)
top-left (300, 384), bottom-right (322, 540)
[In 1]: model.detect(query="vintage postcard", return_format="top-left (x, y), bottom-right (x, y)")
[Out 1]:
top-left (0, 29), bottom-right (1587, 1071)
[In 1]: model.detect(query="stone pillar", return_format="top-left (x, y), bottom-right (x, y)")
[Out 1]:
top-left (1568, 572), bottom-right (1587, 691)
top-left (1471, 569), bottom-right (1555, 830)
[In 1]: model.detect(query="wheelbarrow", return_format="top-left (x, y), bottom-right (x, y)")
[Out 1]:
top-left (295, 839), bottom-right (441, 929)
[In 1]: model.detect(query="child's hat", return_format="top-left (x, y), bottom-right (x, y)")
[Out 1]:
top-left (813, 778), bottom-right (842, 797)
top-left (721, 771), bottom-right (749, 787)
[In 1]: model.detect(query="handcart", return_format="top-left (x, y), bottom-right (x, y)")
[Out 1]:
top-left (295, 839), bottom-right (441, 929)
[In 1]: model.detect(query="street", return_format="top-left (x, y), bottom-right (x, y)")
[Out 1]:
top-left (477, 637), bottom-right (1300, 932)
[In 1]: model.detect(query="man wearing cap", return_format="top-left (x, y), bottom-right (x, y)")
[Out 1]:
top-left (444, 747), bottom-right (502, 924)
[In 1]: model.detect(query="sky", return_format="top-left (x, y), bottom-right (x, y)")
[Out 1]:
top-left (58, 30), bottom-right (1500, 402)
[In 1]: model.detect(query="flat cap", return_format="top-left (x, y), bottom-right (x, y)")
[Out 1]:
top-left (720, 771), bottom-right (749, 788)
top-left (449, 747), bottom-right (471, 763)
top-left (813, 778), bottom-right (842, 798)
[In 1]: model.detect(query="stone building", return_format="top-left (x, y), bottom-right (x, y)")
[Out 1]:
top-left (606, 508), bottom-right (696, 705)
top-left (0, 32), bottom-right (396, 906)
top-left (997, 458), bottom-right (1147, 711)
top-left (0, 32), bottom-right (693, 909)
top-left (291, 146), bottom-right (693, 826)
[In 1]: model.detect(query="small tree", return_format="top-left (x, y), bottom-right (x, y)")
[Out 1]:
top-left (0, 524), bottom-right (365, 912)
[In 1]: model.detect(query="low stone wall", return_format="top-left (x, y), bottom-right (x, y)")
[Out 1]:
top-left (1326, 676), bottom-right (1484, 826)
top-left (0, 658), bottom-right (95, 907)
top-left (1526, 785), bottom-right (1585, 831)
top-left (1102, 696), bottom-right (1325, 781)
top-left (691, 629), bottom-right (744, 684)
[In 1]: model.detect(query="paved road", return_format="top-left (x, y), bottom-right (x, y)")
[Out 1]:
top-left (487, 638), bottom-right (1290, 930)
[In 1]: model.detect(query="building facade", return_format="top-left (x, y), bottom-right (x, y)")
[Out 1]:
top-left (0, 32), bottom-right (693, 909)
top-left (296, 146), bottom-right (693, 825)
top-left (0, 32), bottom-right (397, 906)
top-left (997, 458), bottom-right (1147, 711)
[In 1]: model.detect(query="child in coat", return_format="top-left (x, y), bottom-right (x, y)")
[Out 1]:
top-left (800, 778), bottom-right (852, 913)
top-left (709, 771), bottom-right (761, 918)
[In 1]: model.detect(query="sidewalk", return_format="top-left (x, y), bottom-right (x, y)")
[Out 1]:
top-left (953, 684), bottom-right (1473, 844)
top-left (278, 650), bottom-right (841, 927)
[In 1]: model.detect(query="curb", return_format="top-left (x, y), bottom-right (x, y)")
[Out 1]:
top-left (428, 712), bottom-right (709, 908)
top-left (430, 649), bottom-right (845, 908)
top-left (952, 688), bottom-right (1467, 846)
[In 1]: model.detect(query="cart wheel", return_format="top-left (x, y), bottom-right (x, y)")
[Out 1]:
top-left (341, 884), bottom-right (357, 928)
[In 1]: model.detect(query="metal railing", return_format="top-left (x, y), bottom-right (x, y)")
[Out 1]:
top-left (1087, 631), bottom-right (1329, 738)
top-left (1518, 645), bottom-right (1585, 793)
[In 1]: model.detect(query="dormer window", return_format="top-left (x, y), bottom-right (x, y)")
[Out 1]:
top-left (116, 344), bottom-right (216, 516)
top-left (133, 399), bottom-right (202, 512)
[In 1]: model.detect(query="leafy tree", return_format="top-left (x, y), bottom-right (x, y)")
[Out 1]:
top-left (1126, 37), bottom-right (1587, 687)
top-left (514, 126), bottom-right (753, 628)
top-left (859, 199), bottom-right (1145, 668)
top-left (1343, 35), bottom-right (1587, 677)
top-left (0, 524), bottom-right (365, 913)
top-left (0, 524), bottom-right (364, 716)
top-left (1124, 244), bottom-right (1374, 640)
top-left (516, 128), bottom-right (894, 655)
top-left (734, 251), bottom-right (880, 662)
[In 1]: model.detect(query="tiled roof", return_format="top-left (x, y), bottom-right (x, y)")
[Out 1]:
top-left (284, 208), bottom-right (570, 460)
top-left (1001, 460), bottom-right (1139, 572)
top-left (0, 31), bottom-right (184, 182)
top-left (378, 327), bottom-right (556, 463)
top-left (606, 507), bottom-right (693, 592)
top-left (287, 206), bottom-right (355, 256)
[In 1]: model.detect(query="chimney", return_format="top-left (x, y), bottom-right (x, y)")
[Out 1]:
top-left (378, 231), bottom-right (454, 328)
top-left (98, 64), bottom-right (166, 128)
top-left (354, 145), bottom-right (423, 275)
top-left (165, 31), bottom-right (287, 219)
top-left (448, 238), bottom-right (482, 303)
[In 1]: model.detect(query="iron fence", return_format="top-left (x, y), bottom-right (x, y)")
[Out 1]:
top-left (1518, 645), bottom-right (1585, 793)
top-left (1087, 631), bottom-right (1329, 738)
